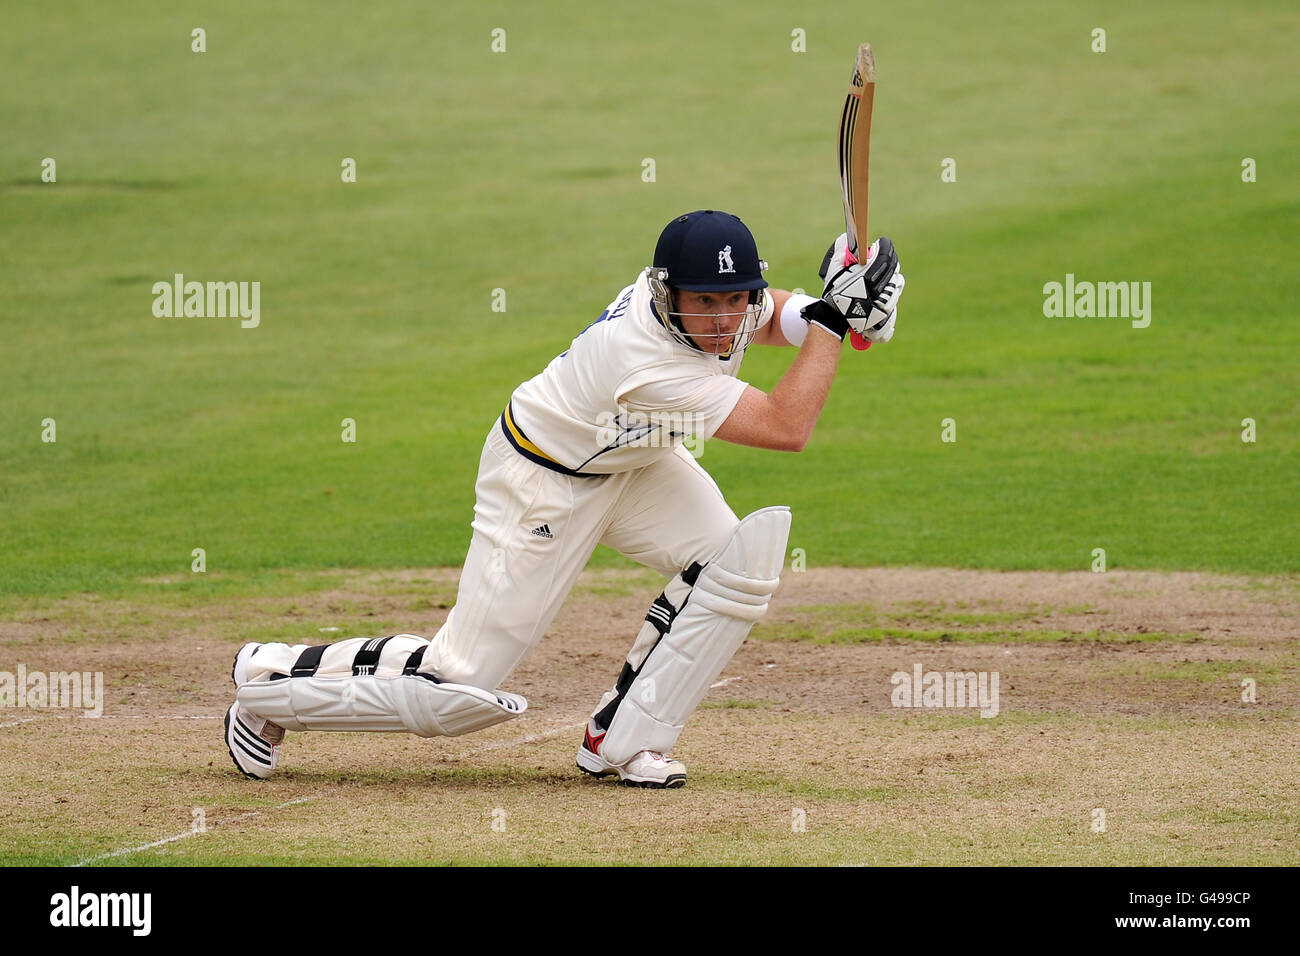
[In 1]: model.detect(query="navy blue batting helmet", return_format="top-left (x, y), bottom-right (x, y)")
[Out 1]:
top-left (651, 210), bottom-right (768, 292)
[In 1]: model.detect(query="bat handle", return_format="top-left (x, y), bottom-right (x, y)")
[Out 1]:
top-left (843, 246), bottom-right (872, 351)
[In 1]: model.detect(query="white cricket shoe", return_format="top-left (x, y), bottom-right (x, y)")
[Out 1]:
top-left (226, 642), bottom-right (287, 779)
top-left (224, 702), bottom-right (286, 780)
top-left (576, 722), bottom-right (687, 789)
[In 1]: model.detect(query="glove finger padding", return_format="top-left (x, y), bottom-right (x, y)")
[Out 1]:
top-left (818, 233), bottom-right (850, 281)
top-left (857, 271), bottom-right (905, 343)
top-left (830, 236), bottom-right (896, 286)
top-left (822, 237), bottom-right (900, 322)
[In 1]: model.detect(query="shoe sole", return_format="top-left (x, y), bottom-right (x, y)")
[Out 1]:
top-left (576, 748), bottom-right (686, 789)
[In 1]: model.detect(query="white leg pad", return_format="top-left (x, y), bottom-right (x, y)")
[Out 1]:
top-left (236, 634), bottom-right (527, 736)
top-left (600, 505), bottom-right (791, 765)
top-left (237, 674), bottom-right (526, 736)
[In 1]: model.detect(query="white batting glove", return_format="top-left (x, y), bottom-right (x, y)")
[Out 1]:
top-left (820, 235), bottom-right (904, 342)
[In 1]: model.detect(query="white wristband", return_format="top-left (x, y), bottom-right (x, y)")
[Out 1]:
top-left (778, 293), bottom-right (818, 347)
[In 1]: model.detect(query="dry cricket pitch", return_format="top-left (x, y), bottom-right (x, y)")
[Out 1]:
top-left (1, 566), bottom-right (1296, 865)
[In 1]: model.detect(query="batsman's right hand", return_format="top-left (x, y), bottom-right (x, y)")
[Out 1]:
top-left (819, 234), bottom-right (905, 343)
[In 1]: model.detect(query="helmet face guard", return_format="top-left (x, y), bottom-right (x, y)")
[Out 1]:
top-left (648, 210), bottom-right (770, 357)
top-left (645, 267), bottom-right (769, 357)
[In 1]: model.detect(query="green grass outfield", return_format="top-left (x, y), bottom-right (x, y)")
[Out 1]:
top-left (2, 0), bottom-right (1297, 598)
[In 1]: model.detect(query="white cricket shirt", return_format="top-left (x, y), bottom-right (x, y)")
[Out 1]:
top-left (504, 271), bottom-right (771, 475)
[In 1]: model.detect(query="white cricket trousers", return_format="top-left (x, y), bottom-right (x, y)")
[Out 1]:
top-left (245, 416), bottom-right (739, 690)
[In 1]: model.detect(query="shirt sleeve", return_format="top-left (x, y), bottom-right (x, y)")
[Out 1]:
top-left (619, 373), bottom-right (750, 442)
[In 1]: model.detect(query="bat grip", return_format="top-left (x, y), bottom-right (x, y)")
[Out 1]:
top-left (843, 246), bottom-right (872, 351)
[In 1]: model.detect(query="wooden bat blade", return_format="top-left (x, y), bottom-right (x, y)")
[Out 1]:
top-left (836, 42), bottom-right (876, 350)
top-left (837, 42), bottom-right (876, 257)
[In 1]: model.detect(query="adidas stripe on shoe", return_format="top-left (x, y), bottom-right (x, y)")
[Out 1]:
top-left (224, 703), bottom-right (286, 780)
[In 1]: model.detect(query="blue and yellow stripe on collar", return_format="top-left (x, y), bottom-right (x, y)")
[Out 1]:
top-left (499, 402), bottom-right (603, 478)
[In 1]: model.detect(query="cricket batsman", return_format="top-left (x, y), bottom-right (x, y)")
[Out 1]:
top-left (225, 209), bottom-right (905, 787)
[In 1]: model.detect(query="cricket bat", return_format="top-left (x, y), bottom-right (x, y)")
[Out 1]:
top-left (836, 42), bottom-right (877, 351)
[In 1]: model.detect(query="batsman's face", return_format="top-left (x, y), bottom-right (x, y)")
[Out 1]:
top-left (675, 289), bottom-right (749, 354)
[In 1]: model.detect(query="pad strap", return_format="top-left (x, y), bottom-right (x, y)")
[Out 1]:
top-left (644, 595), bottom-right (677, 637)
top-left (351, 636), bottom-right (393, 676)
top-left (403, 644), bottom-right (432, 676)
top-left (291, 644), bottom-right (328, 677)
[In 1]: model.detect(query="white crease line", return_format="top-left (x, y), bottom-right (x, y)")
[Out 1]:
top-left (458, 719), bottom-right (587, 754)
top-left (0, 713), bottom-right (220, 726)
top-left (110, 715), bottom-right (221, 720)
top-left (74, 797), bottom-right (314, 867)
top-left (71, 719), bottom-right (589, 865)
top-left (711, 662), bottom-right (776, 690)
top-left (75, 825), bottom-right (206, 865)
